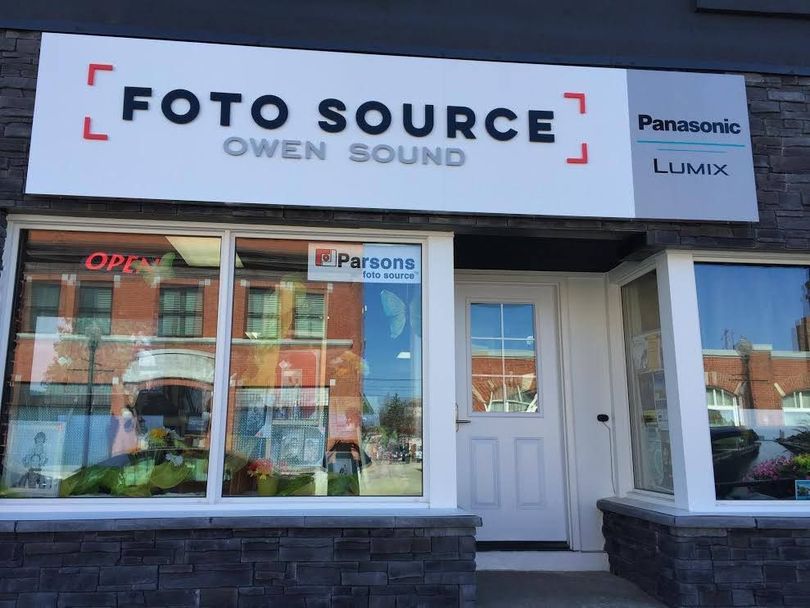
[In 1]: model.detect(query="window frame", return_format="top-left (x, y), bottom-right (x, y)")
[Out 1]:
top-left (25, 280), bottom-right (61, 333)
top-left (706, 387), bottom-right (741, 427)
top-left (244, 286), bottom-right (279, 339)
top-left (293, 290), bottom-right (326, 339)
top-left (158, 284), bottom-right (204, 338)
top-left (0, 215), bottom-right (455, 518)
top-left (74, 281), bottom-right (114, 336)
top-left (610, 250), bottom-right (810, 514)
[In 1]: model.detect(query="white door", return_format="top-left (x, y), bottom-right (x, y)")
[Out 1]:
top-left (455, 282), bottom-right (568, 542)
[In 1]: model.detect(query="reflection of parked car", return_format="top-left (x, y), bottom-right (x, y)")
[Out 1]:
top-left (711, 426), bottom-right (761, 497)
top-left (711, 426), bottom-right (760, 463)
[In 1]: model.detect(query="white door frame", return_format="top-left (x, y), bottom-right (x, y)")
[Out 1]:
top-left (455, 270), bottom-right (583, 549)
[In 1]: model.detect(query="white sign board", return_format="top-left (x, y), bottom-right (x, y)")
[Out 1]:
top-left (26, 34), bottom-right (758, 221)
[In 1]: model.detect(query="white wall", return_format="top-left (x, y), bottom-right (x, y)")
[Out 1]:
top-left (562, 277), bottom-right (617, 551)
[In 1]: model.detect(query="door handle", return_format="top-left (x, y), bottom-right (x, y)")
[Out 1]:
top-left (454, 403), bottom-right (471, 427)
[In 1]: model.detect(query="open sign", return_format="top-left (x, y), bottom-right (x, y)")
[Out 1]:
top-left (84, 251), bottom-right (161, 273)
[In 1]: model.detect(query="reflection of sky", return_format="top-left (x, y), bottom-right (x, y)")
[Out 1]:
top-left (696, 264), bottom-right (810, 351)
top-left (362, 283), bottom-right (422, 404)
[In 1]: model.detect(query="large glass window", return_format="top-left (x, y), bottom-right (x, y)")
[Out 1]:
top-left (0, 230), bottom-right (221, 498)
top-left (696, 263), bottom-right (810, 500)
top-left (621, 271), bottom-right (673, 494)
top-left (222, 239), bottom-right (423, 497)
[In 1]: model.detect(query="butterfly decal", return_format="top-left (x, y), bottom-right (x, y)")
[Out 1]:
top-left (380, 289), bottom-right (421, 339)
top-left (134, 252), bottom-right (177, 287)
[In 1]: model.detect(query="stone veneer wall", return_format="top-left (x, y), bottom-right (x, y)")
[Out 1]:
top-left (0, 514), bottom-right (480, 608)
top-left (599, 499), bottom-right (810, 608)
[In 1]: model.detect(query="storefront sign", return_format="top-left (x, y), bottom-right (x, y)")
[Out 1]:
top-left (307, 243), bottom-right (421, 284)
top-left (27, 34), bottom-right (758, 221)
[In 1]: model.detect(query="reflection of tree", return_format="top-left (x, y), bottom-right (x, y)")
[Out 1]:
top-left (379, 393), bottom-right (416, 440)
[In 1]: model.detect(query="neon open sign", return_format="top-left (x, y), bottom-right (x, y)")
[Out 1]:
top-left (84, 251), bottom-right (161, 273)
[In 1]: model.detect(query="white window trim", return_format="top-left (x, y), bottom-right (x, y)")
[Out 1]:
top-left (0, 215), bottom-right (455, 519)
top-left (611, 249), bottom-right (810, 514)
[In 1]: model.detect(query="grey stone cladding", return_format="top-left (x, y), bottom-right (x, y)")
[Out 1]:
top-left (0, 515), bottom-right (480, 608)
top-left (599, 503), bottom-right (810, 608)
top-left (1, 29), bottom-right (810, 275)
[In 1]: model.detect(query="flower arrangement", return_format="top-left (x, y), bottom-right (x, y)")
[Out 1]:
top-left (147, 427), bottom-right (170, 447)
top-left (745, 455), bottom-right (796, 481)
top-left (247, 459), bottom-right (274, 480)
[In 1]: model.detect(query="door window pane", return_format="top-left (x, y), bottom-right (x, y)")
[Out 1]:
top-left (0, 231), bottom-right (221, 499)
top-left (696, 263), bottom-right (810, 500)
top-left (621, 271), bottom-right (673, 494)
top-left (469, 303), bottom-right (538, 413)
top-left (223, 239), bottom-right (423, 497)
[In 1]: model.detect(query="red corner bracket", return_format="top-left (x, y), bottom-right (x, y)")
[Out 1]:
top-left (87, 63), bottom-right (113, 86)
top-left (563, 92), bottom-right (586, 114)
top-left (83, 116), bottom-right (108, 141)
top-left (566, 143), bottom-right (588, 165)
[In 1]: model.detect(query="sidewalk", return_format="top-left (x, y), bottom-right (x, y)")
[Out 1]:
top-left (477, 571), bottom-right (667, 608)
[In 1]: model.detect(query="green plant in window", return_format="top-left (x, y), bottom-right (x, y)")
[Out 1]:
top-left (327, 473), bottom-right (360, 496)
top-left (275, 472), bottom-right (316, 496)
top-left (795, 454), bottom-right (810, 477)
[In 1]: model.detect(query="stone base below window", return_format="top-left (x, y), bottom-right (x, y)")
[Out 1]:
top-left (0, 513), bottom-right (480, 608)
top-left (598, 498), bottom-right (810, 608)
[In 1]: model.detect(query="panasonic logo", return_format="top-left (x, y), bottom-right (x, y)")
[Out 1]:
top-left (638, 114), bottom-right (742, 135)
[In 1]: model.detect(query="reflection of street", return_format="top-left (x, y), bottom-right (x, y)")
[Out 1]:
top-left (359, 462), bottom-right (422, 495)
top-left (747, 440), bottom-right (792, 469)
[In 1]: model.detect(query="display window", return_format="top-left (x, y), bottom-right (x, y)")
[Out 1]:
top-left (696, 263), bottom-right (810, 500)
top-left (621, 270), bottom-right (674, 495)
top-left (0, 230), bottom-right (221, 498)
top-left (0, 229), bottom-right (425, 501)
top-left (222, 238), bottom-right (423, 497)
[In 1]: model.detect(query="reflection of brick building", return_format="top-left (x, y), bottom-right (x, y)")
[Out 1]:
top-left (469, 347), bottom-right (536, 412)
top-left (704, 346), bottom-right (810, 426)
top-left (4, 231), bottom-right (366, 473)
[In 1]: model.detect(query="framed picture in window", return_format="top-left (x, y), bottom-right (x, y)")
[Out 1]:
top-left (1, 420), bottom-right (66, 497)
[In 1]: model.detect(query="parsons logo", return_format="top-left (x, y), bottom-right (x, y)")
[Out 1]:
top-left (314, 248), bottom-right (337, 267)
top-left (308, 243), bottom-right (421, 284)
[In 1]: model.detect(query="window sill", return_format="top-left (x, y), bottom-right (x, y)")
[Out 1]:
top-left (0, 507), bottom-right (481, 531)
top-left (598, 496), bottom-right (810, 529)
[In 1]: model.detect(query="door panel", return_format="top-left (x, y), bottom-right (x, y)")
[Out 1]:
top-left (456, 283), bottom-right (567, 542)
top-left (470, 438), bottom-right (500, 508)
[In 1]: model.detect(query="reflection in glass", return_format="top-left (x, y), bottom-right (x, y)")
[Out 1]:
top-left (470, 304), bottom-right (501, 339)
top-left (621, 271), bottom-right (673, 494)
top-left (0, 231), bottom-right (221, 498)
top-left (223, 239), bottom-right (423, 497)
top-left (469, 303), bottom-right (538, 413)
top-left (696, 264), bottom-right (810, 500)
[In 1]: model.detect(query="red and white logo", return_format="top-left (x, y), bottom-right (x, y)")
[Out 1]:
top-left (314, 248), bottom-right (337, 266)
